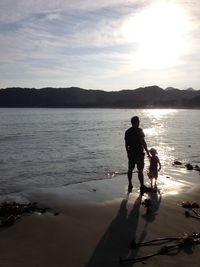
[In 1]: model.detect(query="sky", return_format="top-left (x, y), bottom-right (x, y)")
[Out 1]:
top-left (0, 0), bottom-right (200, 91)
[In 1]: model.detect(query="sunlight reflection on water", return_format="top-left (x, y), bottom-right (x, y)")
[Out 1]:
top-left (143, 109), bottom-right (178, 172)
top-left (144, 108), bottom-right (177, 116)
top-left (140, 109), bottom-right (199, 195)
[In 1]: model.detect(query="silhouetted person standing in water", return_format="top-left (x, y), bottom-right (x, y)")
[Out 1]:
top-left (125, 116), bottom-right (150, 192)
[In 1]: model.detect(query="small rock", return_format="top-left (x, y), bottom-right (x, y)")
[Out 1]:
top-left (185, 163), bottom-right (193, 170)
top-left (173, 160), bottom-right (182, 165)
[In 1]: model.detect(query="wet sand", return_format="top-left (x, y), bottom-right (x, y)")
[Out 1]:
top-left (0, 175), bottom-right (200, 267)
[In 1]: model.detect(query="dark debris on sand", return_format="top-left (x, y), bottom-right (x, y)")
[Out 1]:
top-left (0, 202), bottom-right (59, 227)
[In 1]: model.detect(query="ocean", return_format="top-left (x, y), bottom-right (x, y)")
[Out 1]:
top-left (0, 108), bottom-right (199, 198)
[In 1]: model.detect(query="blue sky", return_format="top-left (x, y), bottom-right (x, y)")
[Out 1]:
top-left (0, 0), bottom-right (199, 90)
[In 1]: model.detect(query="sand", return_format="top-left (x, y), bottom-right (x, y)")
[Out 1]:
top-left (0, 175), bottom-right (200, 267)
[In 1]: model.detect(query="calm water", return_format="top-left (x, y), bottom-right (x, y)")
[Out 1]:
top-left (0, 108), bottom-right (199, 196)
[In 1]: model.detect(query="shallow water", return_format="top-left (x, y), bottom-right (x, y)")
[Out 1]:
top-left (0, 108), bottom-right (199, 197)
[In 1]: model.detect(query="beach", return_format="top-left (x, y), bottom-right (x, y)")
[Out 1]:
top-left (0, 173), bottom-right (199, 267)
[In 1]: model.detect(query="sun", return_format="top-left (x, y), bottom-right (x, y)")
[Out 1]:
top-left (121, 1), bottom-right (190, 69)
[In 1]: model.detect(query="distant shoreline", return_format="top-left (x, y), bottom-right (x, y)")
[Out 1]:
top-left (0, 107), bottom-right (200, 109)
top-left (0, 86), bottom-right (200, 108)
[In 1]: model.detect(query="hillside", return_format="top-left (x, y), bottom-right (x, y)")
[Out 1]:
top-left (0, 86), bottom-right (200, 108)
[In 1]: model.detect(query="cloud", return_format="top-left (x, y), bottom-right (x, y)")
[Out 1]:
top-left (0, 0), bottom-right (200, 90)
top-left (0, 0), bottom-right (149, 23)
top-left (0, 0), bottom-right (141, 64)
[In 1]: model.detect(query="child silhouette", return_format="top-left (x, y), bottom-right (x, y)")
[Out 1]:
top-left (148, 148), bottom-right (161, 188)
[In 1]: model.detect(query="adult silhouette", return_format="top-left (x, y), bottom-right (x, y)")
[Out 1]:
top-left (125, 116), bottom-right (150, 192)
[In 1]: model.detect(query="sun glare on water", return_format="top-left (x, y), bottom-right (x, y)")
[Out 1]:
top-left (121, 1), bottom-right (190, 69)
top-left (144, 108), bottom-right (177, 117)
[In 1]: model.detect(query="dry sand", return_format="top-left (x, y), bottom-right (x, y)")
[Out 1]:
top-left (0, 175), bottom-right (200, 267)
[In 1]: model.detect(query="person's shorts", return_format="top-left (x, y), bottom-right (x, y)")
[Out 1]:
top-left (128, 153), bottom-right (144, 171)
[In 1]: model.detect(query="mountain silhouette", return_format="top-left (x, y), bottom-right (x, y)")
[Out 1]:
top-left (0, 86), bottom-right (199, 108)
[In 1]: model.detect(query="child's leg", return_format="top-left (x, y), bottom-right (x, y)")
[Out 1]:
top-left (154, 177), bottom-right (157, 188)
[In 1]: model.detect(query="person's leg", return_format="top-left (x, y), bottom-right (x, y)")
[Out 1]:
top-left (137, 155), bottom-right (145, 187)
top-left (138, 169), bottom-right (144, 186)
top-left (128, 160), bottom-right (135, 190)
top-left (154, 176), bottom-right (157, 188)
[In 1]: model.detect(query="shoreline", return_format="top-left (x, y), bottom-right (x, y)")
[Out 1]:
top-left (23, 167), bottom-right (199, 204)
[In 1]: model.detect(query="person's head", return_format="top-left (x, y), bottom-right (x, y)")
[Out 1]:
top-left (149, 148), bottom-right (158, 156)
top-left (131, 116), bottom-right (140, 127)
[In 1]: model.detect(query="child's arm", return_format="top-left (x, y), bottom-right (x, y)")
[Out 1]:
top-left (157, 157), bottom-right (161, 171)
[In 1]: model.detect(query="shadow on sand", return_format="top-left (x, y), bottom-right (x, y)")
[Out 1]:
top-left (141, 188), bottom-right (162, 222)
top-left (85, 187), bottom-right (195, 266)
top-left (85, 193), bottom-right (144, 267)
top-left (84, 187), bottom-right (166, 267)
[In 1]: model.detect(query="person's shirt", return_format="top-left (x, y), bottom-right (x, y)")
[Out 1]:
top-left (124, 126), bottom-right (145, 155)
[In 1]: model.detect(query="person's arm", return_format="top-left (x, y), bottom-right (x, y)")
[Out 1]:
top-left (140, 132), bottom-right (150, 157)
top-left (125, 140), bottom-right (130, 157)
top-left (157, 157), bottom-right (161, 171)
top-left (124, 131), bottom-right (130, 157)
top-left (142, 139), bottom-right (150, 157)
top-left (125, 141), bottom-right (128, 153)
